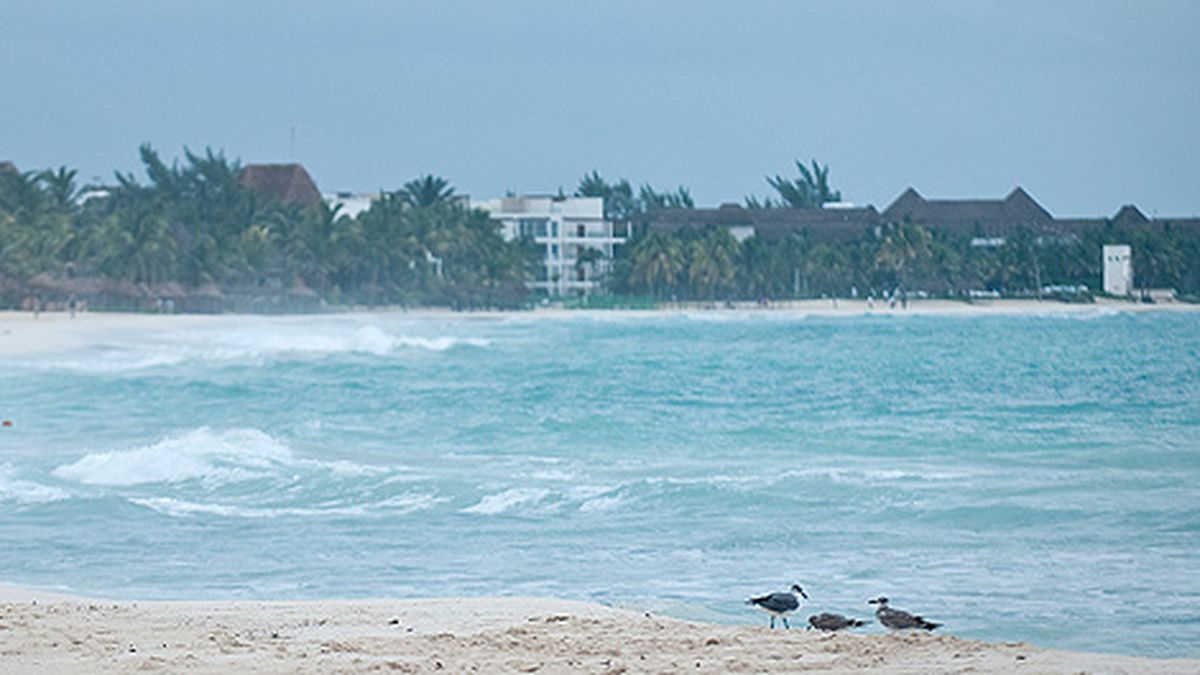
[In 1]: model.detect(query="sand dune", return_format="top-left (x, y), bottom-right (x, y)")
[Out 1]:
top-left (1, 586), bottom-right (1195, 673)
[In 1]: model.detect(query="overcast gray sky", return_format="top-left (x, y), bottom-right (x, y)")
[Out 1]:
top-left (2, 1), bottom-right (1197, 216)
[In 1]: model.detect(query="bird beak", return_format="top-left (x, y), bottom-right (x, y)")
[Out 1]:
top-left (800, 589), bottom-right (809, 599)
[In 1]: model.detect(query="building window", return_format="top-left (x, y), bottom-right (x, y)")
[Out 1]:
top-left (577, 224), bottom-right (586, 237)
top-left (518, 218), bottom-right (548, 238)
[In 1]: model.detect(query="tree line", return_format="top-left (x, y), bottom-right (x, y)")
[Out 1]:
top-left (613, 219), bottom-right (1200, 301)
top-left (2, 147), bottom-right (1198, 310)
top-left (577, 165), bottom-right (1200, 301)
top-left (0, 146), bottom-right (534, 309)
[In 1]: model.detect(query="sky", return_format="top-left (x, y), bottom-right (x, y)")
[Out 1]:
top-left (2, 0), bottom-right (1198, 216)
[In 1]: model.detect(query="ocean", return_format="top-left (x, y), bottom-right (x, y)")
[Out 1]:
top-left (1, 309), bottom-right (1197, 658)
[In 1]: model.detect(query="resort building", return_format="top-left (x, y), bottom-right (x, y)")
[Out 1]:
top-left (644, 201), bottom-right (880, 242)
top-left (641, 187), bottom-right (1200, 244)
top-left (472, 195), bottom-right (625, 296)
top-left (323, 191), bottom-right (377, 219)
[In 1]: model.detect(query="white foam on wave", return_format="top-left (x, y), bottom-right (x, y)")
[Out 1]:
top-left (526, 469), bottom-right (576, 481)
top-left (45, 351), bottom-right (190, 372)
top-left (461, 484), bottom-right (628, 516)
top-left (55, 428), bottom-right (297, 487)
top-left (130, 493), bottom-right (444, 519)
top-left (27, 324), bottom-right (491, 373)
top-left (1022, 307), bottom-right (1124, 321)
top-left (0, 464), bottom-right (70, 504)
top-left (200, 324), bottom-right (490, 357)
top-left (577, 492), bottom-right (626, 513)
top-left (461, 487), bottom-right (551, 515)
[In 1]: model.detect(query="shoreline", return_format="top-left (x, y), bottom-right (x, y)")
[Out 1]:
top-left (2, 298), bottom-right (1196, 358)
top-left (1, 585), bottom-right (1195, 673)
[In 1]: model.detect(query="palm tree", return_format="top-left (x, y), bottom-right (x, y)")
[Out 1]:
top-left (576, 171), bottom-right (637, 221)
top-left (639, 184), bottom-right (694, 210)
top-left (400, 175), bottom-right (455, 208)
top-left (629, 231), bottom-right (685, 298)
top-left (766, 159), bottom-right (842, 208)
top-left (87, 201), bottom-right (177, 284)
top-left (874, 220), bottom-right (932, 287)
top-left (38, 167), bottom-right (79, 212)
top-left (575, 246), bottom-right (605, 286)
top-left (685, 228), bottom-right (739, 298)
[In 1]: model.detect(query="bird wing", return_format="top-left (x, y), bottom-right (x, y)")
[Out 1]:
top-left (750, 592), bottom-right (798, 612)
top-left (883, 608), bottom-right (921, 628)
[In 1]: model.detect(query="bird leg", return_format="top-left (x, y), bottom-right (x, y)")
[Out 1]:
top-left (783, 617), bottom-right (790, 629)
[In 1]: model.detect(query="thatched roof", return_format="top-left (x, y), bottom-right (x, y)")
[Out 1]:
top-left (145, 281), bottom-right (187, 298)
top-left (287, 278), bottom-right (319, 297)
top-left (1112, 205), bottom-right (1149, 225)
top-left (28, 273), bottom-right (144, 298)
top-left (192, 283), bottom-right (225, 298)
top-left (882, 187), bottom-right (1054, 232)
top-left (238, 163), bottom-right (322, 208)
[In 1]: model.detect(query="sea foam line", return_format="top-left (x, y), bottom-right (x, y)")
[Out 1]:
top-left (130, 493), bottom-right (445, 519)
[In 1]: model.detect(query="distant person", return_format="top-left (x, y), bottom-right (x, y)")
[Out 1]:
top-left (851, 286), bottom-right (858, 299)
top-left (867, 293), bottom-right (875, 309)
top-left (68, 294), bottom-right (77, 319)
top-left (900, 288), bottom-right (908, 310)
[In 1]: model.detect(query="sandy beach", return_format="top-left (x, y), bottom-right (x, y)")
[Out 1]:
top-left (2, 298), bottom-right (1196, 357)
top-left (1, 586), bottom-right (1196, 674)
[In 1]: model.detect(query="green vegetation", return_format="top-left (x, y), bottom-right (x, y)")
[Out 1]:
top-left (753, 159), bottom-right (842, 208)
top-left (2, 149), bottom-right (1197, 310)
top-left (574, 171), bottom-right (694, 220)
top-left (0, 147), bottom-right (533, 310)
top-left (615, 218), bottom-right (1200, 301)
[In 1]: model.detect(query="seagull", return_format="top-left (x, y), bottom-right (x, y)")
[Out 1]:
top-left (807, 612), bottom-right (868, 631)
top-left (867, 597), bottom-right (941, 631)
top-left (747, 584), bottom-right (807, 629)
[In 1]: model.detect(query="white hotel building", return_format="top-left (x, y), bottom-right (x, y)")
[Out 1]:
top-left (472, 195), bottom-right (626, 297)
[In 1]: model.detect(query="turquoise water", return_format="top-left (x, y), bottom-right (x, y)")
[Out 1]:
top-left (1, 310), bottom-right (1197, 657)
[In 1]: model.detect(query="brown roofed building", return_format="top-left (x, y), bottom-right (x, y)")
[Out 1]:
top-left (643, 203), bottom-right (880, 242)
top-left (237, 163), bottom-right (322, 208)
top-left (641, 186), bottom-right (1197, 247)
top-left (881, 186), bottom-right (1055, 234)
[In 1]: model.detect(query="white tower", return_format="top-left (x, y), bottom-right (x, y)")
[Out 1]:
top-left (1102, 245), bottom-right (1132, 296)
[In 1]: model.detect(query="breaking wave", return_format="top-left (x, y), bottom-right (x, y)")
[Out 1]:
top-left (53, 428), bottom-right (295, 487)
top-left (0, 464), bottom-right (70, 504)
top-left (22, 325), bottom-right (491, 373)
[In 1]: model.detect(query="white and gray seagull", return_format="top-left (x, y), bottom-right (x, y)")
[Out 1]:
top-left (746, 584), bottom-right (808, 629)
top-left (867, 597), bottom-right (941, 631)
